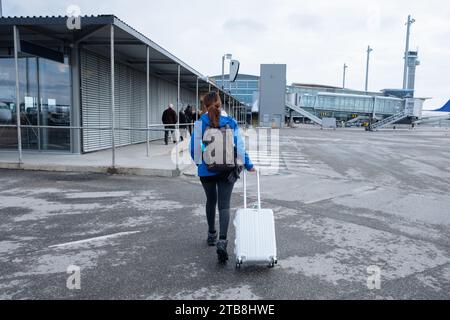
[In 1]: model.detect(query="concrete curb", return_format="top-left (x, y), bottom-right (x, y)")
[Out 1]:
top-left (0, 162), bottom-right (180, 178)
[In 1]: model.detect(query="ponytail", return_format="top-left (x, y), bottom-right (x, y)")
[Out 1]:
top-left (202, 91), bottom-right (222, 128)
top-left (208, 104), bottom-right (220, 128)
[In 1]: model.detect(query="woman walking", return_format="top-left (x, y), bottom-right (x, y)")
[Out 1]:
top-left (190, 91), bottom-right (255, 263)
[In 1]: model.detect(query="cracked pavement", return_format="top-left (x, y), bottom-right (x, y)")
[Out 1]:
top-left (0, 127), bottom-right (449, 299)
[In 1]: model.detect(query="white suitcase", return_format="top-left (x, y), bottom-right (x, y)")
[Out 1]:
top-left (234, 170), bottom-right (278, 268)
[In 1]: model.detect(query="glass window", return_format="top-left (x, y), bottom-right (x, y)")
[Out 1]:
top-left (38, 57), bottom-right (71, 151)
top-left (237, 81), bottom-right (247, 88)
top-left (0, 55), bottom-right (71, 151)
top-left (247, 81), bottom-right (258, 89)
top-left (0, 58), bottom-right (17, 149)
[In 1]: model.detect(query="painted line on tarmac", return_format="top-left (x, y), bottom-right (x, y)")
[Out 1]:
top-left (64, 191), bottom-right (131, 199)
top-left (303, 186), bottom-right (377, 205)
top-left (49, 231), bottom-right (141, 248)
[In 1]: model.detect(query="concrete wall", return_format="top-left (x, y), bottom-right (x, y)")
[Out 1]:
top-left (259, 64), bottom-right (286, 128)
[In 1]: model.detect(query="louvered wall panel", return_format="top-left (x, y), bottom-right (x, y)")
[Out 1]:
top-left (131, 71), bottom-right (146, 143)
top-left (115, 63), bottom-right (132, 147)
top-left (81, 50), bottom-right (112, 152)
top-left (81, 49), bottom-right (196, 153)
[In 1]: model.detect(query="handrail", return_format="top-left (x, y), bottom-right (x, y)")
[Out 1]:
top-left (286, 100), bottom-right (323, 126)
top-left (369, 110), bottom-right (408, 131)
top-left (0, 123), bottom-right (196, 131)
top-left (0, 121), bottom-right (247, 130)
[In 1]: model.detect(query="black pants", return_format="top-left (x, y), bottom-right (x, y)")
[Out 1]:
top-left (164, 129), bottom-right (174, 145)
top-left (200, 175), bottom-right (235, 240)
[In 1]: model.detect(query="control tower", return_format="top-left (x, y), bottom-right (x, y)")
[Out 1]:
top-left (406, 51), bottom-right (420, 96)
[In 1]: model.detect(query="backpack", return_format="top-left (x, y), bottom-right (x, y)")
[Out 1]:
top-left (202, 124), bottom-right (237, 172)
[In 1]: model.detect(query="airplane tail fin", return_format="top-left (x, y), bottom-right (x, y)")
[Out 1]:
top-left (434, 100), bottom-right (450, 112)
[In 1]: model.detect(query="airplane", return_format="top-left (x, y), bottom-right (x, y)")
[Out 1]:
top-left (416, 99), bottom-right (450, 124)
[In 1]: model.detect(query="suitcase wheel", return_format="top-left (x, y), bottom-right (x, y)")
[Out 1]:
top-left (268, 258), bottom-right (276, 268)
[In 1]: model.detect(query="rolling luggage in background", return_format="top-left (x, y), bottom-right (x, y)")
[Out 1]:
top-left (234, 170), bottom-right (278, 268)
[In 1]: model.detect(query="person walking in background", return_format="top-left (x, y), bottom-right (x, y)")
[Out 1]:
top-left (193, 108), bottom-right (200, 121)
top-left (190, 91), bottom-right (255, 264)
top-left (185, 105), bottom-right (194, 136)
top-left (162, 104), bottom-right (178, 145)
top-left (179, 107), bottom-right (187, 142)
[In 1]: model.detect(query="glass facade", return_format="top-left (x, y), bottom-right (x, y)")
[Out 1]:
top-left (0, 56), bottom-right (71, 151)
top-left (211, 74), bottom-right (259, 106)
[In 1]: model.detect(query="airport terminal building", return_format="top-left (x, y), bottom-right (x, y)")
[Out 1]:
top-left (212, 71), bottom-right (424, 128)
top-left (0, 15), bottom-right (245, 154)
top-left (210, 74), bottom-right (259, 107)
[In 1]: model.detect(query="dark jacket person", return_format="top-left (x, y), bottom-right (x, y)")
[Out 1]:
top-left (162, 104), bottom-right (178, 145)
top-left (185, 105), bottom-right (194, 135)
top-left (179, 108), bottom-right (187, 129)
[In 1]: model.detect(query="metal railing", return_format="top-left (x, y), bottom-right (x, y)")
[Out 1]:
top-left (368, 110), bottom-right (408, 131)
top-left (285, 101), bottom-right (323, 126)
top-left (0, 120), bottom-right (248, 170)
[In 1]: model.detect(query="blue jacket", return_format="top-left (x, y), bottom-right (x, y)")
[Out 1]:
top-left (190, 114), bottom-right (253, 177)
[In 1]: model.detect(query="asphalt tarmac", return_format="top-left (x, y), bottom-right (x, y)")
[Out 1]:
top-left (0, 127), bottom-right (449, 299)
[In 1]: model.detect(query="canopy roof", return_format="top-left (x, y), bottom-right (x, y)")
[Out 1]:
top-left (0, 15), bottom-right (242, 103)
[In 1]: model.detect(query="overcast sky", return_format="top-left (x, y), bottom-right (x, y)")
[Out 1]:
top-left (4, 0), bottom-right (450, 109)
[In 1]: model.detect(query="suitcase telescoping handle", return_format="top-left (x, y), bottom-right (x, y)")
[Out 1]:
top-left (243, 169), bottom-right (261, 210)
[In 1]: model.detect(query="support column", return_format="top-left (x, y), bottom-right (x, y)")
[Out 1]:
top-left (146, 46), bottom-right (150, 157)
top-left (70, 43), bottom-right (81, 154)
top-left (196, 76), bottom-right (199, 121)
top-left (225, 94), bottom-right (228, 115)
top-left (176, 65), bottom-right (180, 171)
top-left (239, 105), bottom-right (242, 124)
top-left (238, 104), bottom-right (240, 123)
top-left (13, 25), bottom-right (22, 165)
top-left (372, 96), bottom-right (377, 123)
top-left (110, 24), bottom-right (116, 168)
top-left (233, 99), bottom-right (236, 120)
top-left (231, 99), bottom-right (234, 119)
top-left (223, 92), bottom-right (226, 113)
top-left (240, 106), bottom-right (242, 123)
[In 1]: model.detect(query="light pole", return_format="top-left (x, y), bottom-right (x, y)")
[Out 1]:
top-left (222, 54), bottom-right (232, 113)
top-left (403, 15), bottom-right (416, 89)
top-left (342, 63), bottom-right (348, 89)
top-left (365, 46), bottom-right (373, 92)
top-left (221, 53), bottom-right (232, 90)
top-left (0, 0), bottom-right (3, 17)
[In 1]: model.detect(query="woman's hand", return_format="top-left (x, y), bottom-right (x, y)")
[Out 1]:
top-left (248, 167), bottom-right (257, 173)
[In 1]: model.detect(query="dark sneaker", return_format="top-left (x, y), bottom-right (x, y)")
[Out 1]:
top-left (216, 240), bottom-right (228, 263)
top-left (207, 231), bottom-right (217, 246)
